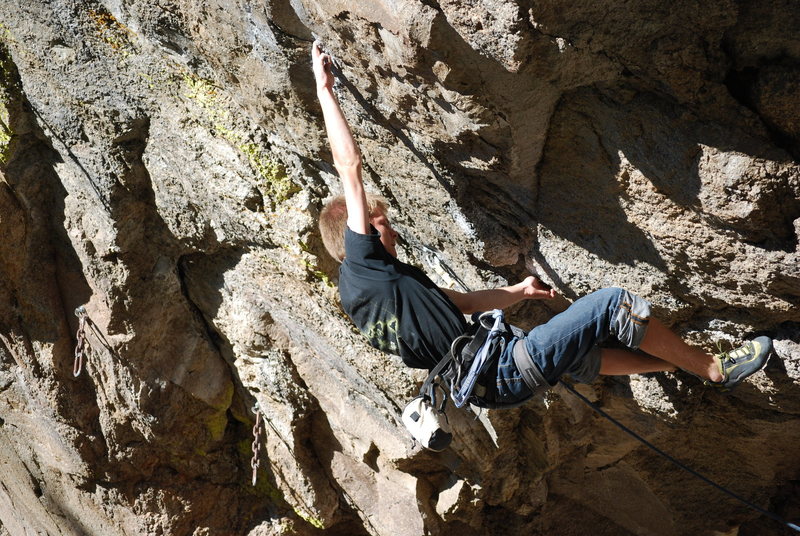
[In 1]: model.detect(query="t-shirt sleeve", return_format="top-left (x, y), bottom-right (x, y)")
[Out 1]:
top-left (344, 226), bottom-right (392, 265)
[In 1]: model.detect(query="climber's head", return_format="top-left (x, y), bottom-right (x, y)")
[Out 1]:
top-left (369, 206), bottom-right (399, 258)
top-left (319, 194), bottom-right (395, 262)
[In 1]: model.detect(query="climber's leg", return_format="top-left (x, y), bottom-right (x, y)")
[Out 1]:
top-left (599, 347), bottom-right (676, 375)
top-left (638, 318), bottom-right (722, 382)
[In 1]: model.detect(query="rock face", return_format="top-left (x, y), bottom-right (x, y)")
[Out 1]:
top-left (0, 1), bottom-right (798, 535)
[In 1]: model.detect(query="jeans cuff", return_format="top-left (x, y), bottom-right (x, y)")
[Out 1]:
top-left (612, 289), bottom-right (651, 350)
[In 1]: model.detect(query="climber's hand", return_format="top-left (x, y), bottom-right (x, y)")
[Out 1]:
top-left (520, 276), bottom-right (556, 300)
top-left (312, 40), bottom-right (334, 92)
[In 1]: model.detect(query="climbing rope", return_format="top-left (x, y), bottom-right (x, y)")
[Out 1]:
top-left (559, 380), bottom-right (800, 533)
top-left (251, 402), bottom-right (264, 486)
top-left (73, 306), bottom-right (90, 377)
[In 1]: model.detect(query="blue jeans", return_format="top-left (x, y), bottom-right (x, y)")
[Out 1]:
top-left (494, 288), bottom-right (651, 405)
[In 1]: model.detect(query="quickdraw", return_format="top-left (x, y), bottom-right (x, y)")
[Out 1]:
top-left (73, 306), bottom-right (90, 377)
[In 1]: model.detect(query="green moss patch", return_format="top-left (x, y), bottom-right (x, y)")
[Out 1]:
top-left (205, 410), bottom-right (229, 442)
top-left (181, 73), bottom-right (298, 209)
top-left (294, 508), bottom-right (325, 530)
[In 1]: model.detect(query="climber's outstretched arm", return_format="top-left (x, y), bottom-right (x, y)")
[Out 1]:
top-left (313, 41), bottom-right (370, 235)
top-left (441, 276), bottom-right (556, 315)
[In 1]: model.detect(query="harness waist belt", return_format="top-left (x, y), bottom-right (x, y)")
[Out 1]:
top-left (512, 340), bottom-right (552, 397)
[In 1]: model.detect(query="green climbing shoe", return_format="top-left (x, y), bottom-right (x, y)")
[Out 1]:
top-left (710, 336), bottom-right (773, 390)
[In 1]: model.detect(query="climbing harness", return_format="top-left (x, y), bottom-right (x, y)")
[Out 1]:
top-left (512, 339), bottom-right (552, 395)
top-left (432, 314), bottom-right (546, 411)
top-left (559, 380), bottom-right (800, 533)
top-left (251, 402), bottom-right (264, 486)
top-left (404, 310), bottom-right (544, 449)
top-left (73, 306), bottom-right (91, 377)
top-left (451, 310), bottom-right (503, 408)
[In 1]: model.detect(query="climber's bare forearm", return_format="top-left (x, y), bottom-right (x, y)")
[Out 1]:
top-left (313, 43), bottom-right (369, 234)
top-left (441, 288), bottom-right (523, 315)
top-left (441, 277), bottom-right (556, 315)
top-left (317, 88), bottom-right (361, 170)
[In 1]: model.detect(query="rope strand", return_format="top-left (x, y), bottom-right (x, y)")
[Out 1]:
top-left (559, 380), bottom-right (800, 533)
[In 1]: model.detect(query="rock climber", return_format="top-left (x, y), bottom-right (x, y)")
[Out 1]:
top-left (311, 40), bottom-right (772, 407)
